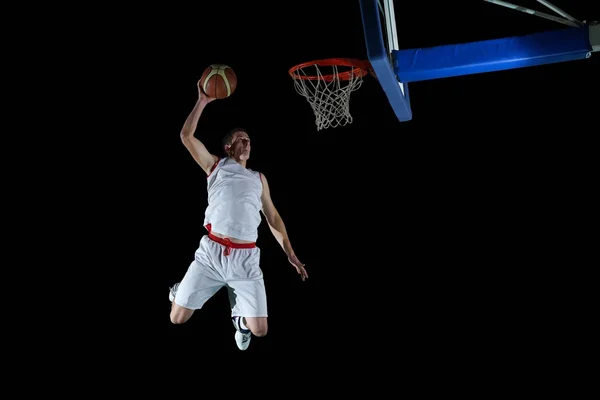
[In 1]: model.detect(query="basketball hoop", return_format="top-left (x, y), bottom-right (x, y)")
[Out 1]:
top-left (289, 58), bottom-right (372, 131)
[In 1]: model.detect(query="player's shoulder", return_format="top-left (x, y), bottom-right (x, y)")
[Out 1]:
top-left (248, 168), bottom-right (261, 177)
top-left (248, 168), bottom-right (267, 184)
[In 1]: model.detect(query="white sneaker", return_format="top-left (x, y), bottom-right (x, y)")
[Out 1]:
top-left (169, 283), bottom-right (179, 302)
top-left (232, 316), bottom-right (252, 351)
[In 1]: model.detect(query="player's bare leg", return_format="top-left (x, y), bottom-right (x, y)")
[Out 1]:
top-left (169, 282), bottom-right (194, 324)
top-left (170, 302), bottom-right (194, 324)
top-left (244, 317), bottom-right (268, 337)
top-left (232, 316), bottom-right (268, 350)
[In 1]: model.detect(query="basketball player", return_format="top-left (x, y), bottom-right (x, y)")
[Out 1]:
top-left (169, 81), bottom-right (308, 351)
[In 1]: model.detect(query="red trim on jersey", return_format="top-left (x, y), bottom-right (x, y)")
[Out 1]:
top-left (207, 158), bottom-right (220, 178)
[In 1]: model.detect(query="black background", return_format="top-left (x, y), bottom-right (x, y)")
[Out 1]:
top-left (50, 0), bottom-right (597, 371)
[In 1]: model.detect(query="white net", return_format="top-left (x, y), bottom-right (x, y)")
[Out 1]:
top-left (291, 63), bottom-right (365, 131)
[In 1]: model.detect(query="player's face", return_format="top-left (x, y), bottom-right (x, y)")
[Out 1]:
top-left (229, 132), bottom-right (251, 160)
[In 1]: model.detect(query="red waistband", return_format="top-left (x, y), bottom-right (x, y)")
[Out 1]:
top-left (205, 224), bottom-right (256, 256)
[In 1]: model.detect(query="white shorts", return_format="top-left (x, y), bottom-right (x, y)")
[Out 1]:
top-left (174, 234), bottom-right (268, 318)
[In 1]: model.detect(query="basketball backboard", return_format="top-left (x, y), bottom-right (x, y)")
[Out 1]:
top-left (359, 0), bottom-right (412, 122)
top-left (359, 0), bottom-right (596, 124)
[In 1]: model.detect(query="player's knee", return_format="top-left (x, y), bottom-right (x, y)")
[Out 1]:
top-left (170, 309), bottom-right (192, 324)
top-left (251, 326), bottom-right (268, 337)
top-left (246, 317), bottom-right (268, 336)
top-left (170, 314), bottom-right (187, 324)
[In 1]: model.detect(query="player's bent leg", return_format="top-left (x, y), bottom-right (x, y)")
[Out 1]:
top-left (228, 278), bottom-right (268, 338)
top-left (231, 316), bottom-right (266, 350)
top-left (244, 317), bottom-right (268, 337)
top-left (170, 303), bottom-right (194, 324)
top-left (169, 282), bottom-right (194, 324)
top-left (169, 250), bottom-right (227, 325)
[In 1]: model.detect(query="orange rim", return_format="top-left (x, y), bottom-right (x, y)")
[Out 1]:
top-left (289, 58), bottom-right (371, 82)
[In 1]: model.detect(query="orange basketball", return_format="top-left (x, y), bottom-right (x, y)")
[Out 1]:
top-left (199, 64), bottom-right (237, 99)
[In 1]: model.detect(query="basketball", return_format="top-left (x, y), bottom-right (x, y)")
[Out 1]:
top-left (200, 64), bottom-right (237, 99)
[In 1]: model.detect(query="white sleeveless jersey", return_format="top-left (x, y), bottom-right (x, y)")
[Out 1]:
top-left (203, 157), bottom-right (263, 242)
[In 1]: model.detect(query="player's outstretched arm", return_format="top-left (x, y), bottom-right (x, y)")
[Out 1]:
top-left (180, 84), bottom-right (219, 175)
top-left (260, 173), bottom-right (308, 281)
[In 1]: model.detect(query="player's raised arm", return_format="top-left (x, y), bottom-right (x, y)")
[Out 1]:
top-left (179, 83), bottom-right (219, 175)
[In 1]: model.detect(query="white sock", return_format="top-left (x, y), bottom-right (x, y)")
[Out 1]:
top-left (238, 316), bottom-right (249, 331)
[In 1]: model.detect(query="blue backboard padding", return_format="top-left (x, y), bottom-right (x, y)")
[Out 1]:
top-left (359, 0), bottom-right (412, 121)
top-left (393, 27), bottom-right (592, 83)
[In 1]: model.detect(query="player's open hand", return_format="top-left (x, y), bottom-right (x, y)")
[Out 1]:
top-left (288, 254), bottom-right (308, 281)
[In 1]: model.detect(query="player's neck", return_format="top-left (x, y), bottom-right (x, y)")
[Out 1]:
top-left (229, 156), bottom-right (247, 168)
